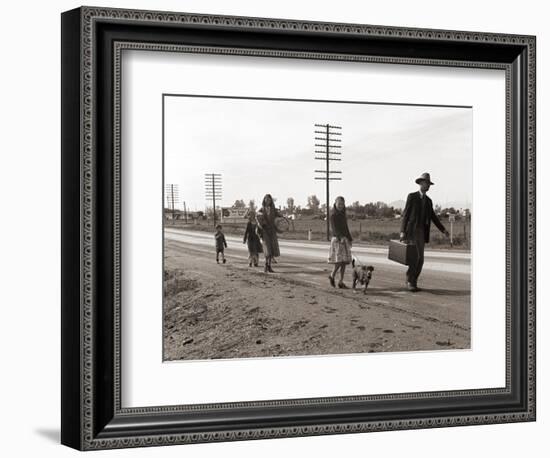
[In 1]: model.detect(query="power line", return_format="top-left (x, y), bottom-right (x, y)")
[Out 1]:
top-left (314, 123), bottom-right (343, 241)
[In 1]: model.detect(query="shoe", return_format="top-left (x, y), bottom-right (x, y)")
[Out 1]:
top-left (264, 265), bottom-right (269, 273)
top-left (223, 258), bottom-right (226, 264)
top-left (267, 266), bottom-right (275, 273)
top-left (407, 282), bottom-right (419, 292)
top-left (328, 275), bottom-right (336, 288)
top-left (338, 282), bottom-right (348, 289)
top-left (216, 259), bottom-right (219, 264)
top-left (249, 262), bottom-right (252, 267)
top-left (254, 263), bottom-right (258, 267)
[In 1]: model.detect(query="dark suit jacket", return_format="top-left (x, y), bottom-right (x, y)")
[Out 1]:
top-left (400, 191), bottom-right (446, 243)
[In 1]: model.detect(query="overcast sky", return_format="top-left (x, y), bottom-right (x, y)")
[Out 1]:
top-left (164, 95), bottom-right (472, 211)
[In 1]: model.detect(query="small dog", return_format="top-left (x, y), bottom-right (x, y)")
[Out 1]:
top-left (351, 257), bottom-right (374, 293)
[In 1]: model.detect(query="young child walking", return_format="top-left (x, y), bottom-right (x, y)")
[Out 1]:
top-left (243, 213), bottom-right (263, 267)
top-left (214, 224), bottom-right (227, 264)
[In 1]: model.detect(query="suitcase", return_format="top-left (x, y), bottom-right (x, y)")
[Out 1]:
top-left (388, 239), bottom-right (416, 266)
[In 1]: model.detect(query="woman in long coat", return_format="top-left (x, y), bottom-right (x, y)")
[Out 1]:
top-left (327, 196), bottom-right (353, 288)
top-left (256, 194), bottom-right (282, 273)
top-left (243, 212), bottom-right (263, 267)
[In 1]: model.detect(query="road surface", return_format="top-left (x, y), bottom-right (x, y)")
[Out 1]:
top-left (165, 228), bottom-right (470, 274)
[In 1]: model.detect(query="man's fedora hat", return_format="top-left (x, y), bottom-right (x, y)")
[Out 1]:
top-left (415, 172), bottom-right (434, 185)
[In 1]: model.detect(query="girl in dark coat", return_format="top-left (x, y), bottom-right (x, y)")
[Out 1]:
top-left (327, 196), bottom-right (353, 288)
top-left (243, 212), bottom-right (263, 267)
top-left (256, 194), bottom-right (282, 273)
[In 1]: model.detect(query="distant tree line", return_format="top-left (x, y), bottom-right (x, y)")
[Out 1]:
top-left (228, 195), bottom-right (470, 220)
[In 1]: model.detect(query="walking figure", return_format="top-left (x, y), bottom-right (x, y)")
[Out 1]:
top-left (243, 212), bottom-right (263, 267)
top-left (256, 194), bottom-right (282, 273)
top-left (214, 224), bottom-right (227, 264)
top-left (400, 172), bottom-right (449, 292)
top-left (327, 196), bottom-right (353, 288)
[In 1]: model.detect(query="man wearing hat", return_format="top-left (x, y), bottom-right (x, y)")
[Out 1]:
top-left (400, 172), bottom-right (450, 292)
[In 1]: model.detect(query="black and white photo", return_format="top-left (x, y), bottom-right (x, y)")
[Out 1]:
top-left (163, 95), bottom-right (472, 360)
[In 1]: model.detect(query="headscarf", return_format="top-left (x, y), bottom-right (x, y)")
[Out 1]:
top-left (259, 194), bottom-right (276, 227)
top-left (261, 193), bottom-right (275, 209)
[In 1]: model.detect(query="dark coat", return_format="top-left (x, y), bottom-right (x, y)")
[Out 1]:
top-left (400, 191), bottom-right (446, 243)
top-left (330, 207), bottom-right (352, 242)
top-left (214, 232), bottom-right (227, 250)
top-left (256, 206), bottom-right (281, 257)
top-left (243, 222), bottom-right (263, 254)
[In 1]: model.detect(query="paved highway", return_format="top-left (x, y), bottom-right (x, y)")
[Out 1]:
top-left (165, 228), bottom-right (470, 275)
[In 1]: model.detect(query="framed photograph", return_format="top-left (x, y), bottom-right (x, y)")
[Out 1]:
top-left (61, 6), bottom-right (536, 450)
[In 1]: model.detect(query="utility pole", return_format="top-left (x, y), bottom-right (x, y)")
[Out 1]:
top-left (204, 173), bottom-right (222, 227)
top-left (183, 201), bottom-right (188, 224)
top-left (164, 184), bottom-right (179, 221)
top-left (314, 123), bottom-right (342, 241)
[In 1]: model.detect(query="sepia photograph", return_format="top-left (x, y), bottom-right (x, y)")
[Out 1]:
top-left (162, 94), bottom-right (472, 361)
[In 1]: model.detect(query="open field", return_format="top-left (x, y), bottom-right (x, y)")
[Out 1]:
top-left (166, 216), bottom-right (471, 249)
top-left (163, 228), bottom-right (471, 361)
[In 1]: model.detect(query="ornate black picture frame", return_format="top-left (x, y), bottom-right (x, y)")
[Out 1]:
top-left (61, 6), bottom-right (536, 450)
